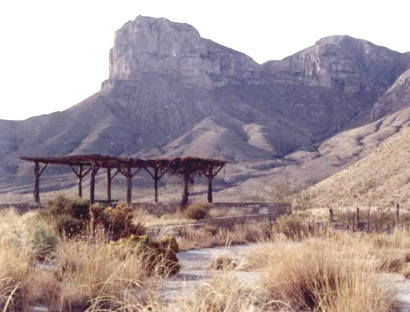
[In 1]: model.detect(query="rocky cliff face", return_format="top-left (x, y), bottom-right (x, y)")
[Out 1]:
top-left (0, 16), bottom-right (409, 197)
top-left (263, 35), bottom-right (406, 95)
top-left (371, 69), bottom-right (410, 119)
top-left (108, 16), bottom-right (259, 88)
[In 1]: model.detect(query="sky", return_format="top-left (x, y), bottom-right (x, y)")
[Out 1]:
top-left (0, 0), bottom-right (409, 120)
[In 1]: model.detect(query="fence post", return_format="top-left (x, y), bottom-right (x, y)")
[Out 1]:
top-left (356, 207), bottom-right (360, 231)
top-left (329, 208), bottom-right (334, 224)
top-left (396, 203), bottom-right (400, 229)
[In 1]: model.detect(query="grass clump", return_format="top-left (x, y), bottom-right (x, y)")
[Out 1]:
top-left (185, 202), bottom-right (210, 220)
top-left (112, 234), bottom-right (180, 276)
top-left (247, 238), bottom-right (394, 312)
top-left (275, 214), bottom-right (313, 240)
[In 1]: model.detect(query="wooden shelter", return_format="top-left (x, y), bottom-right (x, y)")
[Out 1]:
top-left (20, 155), bottom-right (226, 206)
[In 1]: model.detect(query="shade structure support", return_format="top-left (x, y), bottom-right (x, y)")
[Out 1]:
top-left (106, 167), bottom-right (120, 202)
top-left (69, 165), bottom-right (92, 198)
top-left (33, 161), bottom-right (48, 203)
top-left (89, 164), bottom-right (100, 204)
top-left (203, 164), bottom-right (224, 203)
top-left (119, 166), bottom-right (141, 205)
top-left (144, 165), bottom-right (169, 203)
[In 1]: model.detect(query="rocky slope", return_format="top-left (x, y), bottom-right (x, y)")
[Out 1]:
top-left (0, 16), bottom-right (409, 200)
top-left (306, 122), bottom-right (410, 208)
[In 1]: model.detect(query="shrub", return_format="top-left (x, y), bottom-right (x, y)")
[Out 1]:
top-left (185, 203), bottom-right (209, 220)
top-left (90, 203), bottom-right (145, 241)
top-left (258, 240), bottom-right (394, 312)
top-left (113, 234), bottom-right (180, 276)
top-left (40, 197), bottom-right (145, 241)
top-left (39, 195), bottom-right (90, 237)
top-left (209, 253), bottom-right (240, 271)
top-left (275, 214), bottom-right (312, 240)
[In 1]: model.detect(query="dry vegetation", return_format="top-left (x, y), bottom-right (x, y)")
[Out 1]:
top-left (305, 126), bottom-right (410, 208)
top-left (2, 196), bottom-right (410, 311)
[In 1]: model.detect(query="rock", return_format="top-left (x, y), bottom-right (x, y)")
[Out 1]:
top-left (263, 35), bottom-right (406, 94)
top-left (109, 16), bottom-right (259, 88)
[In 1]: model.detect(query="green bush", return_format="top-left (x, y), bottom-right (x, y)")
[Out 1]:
top-left (185, 203), bottom-right (210, 220)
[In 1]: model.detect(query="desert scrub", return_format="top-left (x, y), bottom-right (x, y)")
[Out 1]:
top-left (112, 234), bottom-right (180, 276)
top-left (39, 195), bottom-right (90, 237)
top-left (185, 202), bottom-right (210, 220)
top-left (275, 214), bottom-right (315, 240)
top-left (57, 239), bottom-right (157, 309)
top-left (39, 196), bottom-right (146, 241)
top-left (246, 238), bottom-right (394, 312)
top-left (90, 203), bottom-right (146, 241)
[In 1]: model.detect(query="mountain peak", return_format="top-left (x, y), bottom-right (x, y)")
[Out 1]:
top-left (108, 15), bottom-right (259, 87)
top-left (315, 35), bottom-right (363, 45)
top-left (263, 34), bottom-right (405, 94)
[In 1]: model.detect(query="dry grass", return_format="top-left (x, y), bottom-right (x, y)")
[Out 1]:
top-left (3, 204), bottom-right (410, 311)
top-left (133, 208), bottom-right (193, 227)
top-left (175, 221), bottom-right (274, 250)
top-left (246, 237), bottom-right (394, 312)
top-left (168, 275), bottom-right (267, 312)
top-left (306, 126), bottom-right (410, 208)
top-left (0, 209), bottom-right (169, 311)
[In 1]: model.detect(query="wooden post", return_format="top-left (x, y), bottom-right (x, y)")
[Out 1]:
top-left (90, 164), bottom-right (99, 204)
top-left (154, 167), bottom-right (159, 203)
top-left (207, 167), bottom-right (213, 203)
top-left (107, 168), bottom-right (112, 202)
top-left (78, 165), bottom-right (83, 197)
top-left (356, 207), bottom-right (360, 231)
top-left (329, 208), bottom-right (334, 223)
top-left (126, 167), bottom-right (132, 206)
top-left (396, 203), bottom-right (400, 229)
top-left (181, 174), bottom-right (190, 208)
top-left (33, 161), bottom-right (47, 204)
top-left (203, 165), bottom-right (223, 204)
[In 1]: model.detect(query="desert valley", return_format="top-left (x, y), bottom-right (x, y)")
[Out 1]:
top-left (0, 13), bottom-right (410, 312)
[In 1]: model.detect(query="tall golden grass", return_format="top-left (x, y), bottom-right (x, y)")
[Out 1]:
top-left (246, 235), bottom-right (395, 312)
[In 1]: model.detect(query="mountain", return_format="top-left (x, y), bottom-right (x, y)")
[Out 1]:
top-left (305, 123), bottom-right (410, 208)
top-left (0, 16), bottom-right (409, 201)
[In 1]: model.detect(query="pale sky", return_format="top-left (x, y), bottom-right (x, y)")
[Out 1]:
top-left (1, 0), bottom-right (409, 120)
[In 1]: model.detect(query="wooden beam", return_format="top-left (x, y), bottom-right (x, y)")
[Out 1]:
top-left (89, 164), bottom-right (100, 204)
